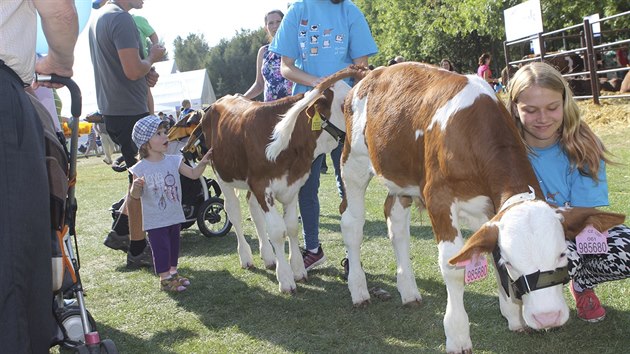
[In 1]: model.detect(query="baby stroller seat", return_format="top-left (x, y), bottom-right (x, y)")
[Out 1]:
top-left (37, 75), bottom-right (118, 353)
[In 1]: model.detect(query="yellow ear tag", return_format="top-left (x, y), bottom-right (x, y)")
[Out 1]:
top-left (311, 110), bottom-right (323, 131)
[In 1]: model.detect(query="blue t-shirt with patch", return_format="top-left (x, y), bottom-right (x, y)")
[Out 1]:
top-left (528, 142), bottom-right (608, 207)
top-left (270, 0), bottom-right (378, 94)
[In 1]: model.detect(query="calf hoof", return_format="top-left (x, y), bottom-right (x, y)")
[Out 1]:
top-left (352, 299), bottom-right (371, 308)
top-left (242, 263), bottom-right (256, 270)
top-left (265, 264), bottom-right (276, 271)
top-left (295, 275), bottom-right (308, 283)
top-left (447, 349), bottom-right (472, 354)
top-left (402, 299), bottom-right (423, 308)
top-left (280, 286), bottom-right (297, 295)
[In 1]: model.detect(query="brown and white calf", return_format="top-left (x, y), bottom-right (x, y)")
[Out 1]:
top-left (339, 62), bottom-right (624, 353)
top-left (190, 66), bottom-right (368, 293)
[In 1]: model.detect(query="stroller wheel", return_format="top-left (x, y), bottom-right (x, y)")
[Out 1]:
top-left (57, 306), bottom-right (97, 349)
top-left (197, 197), bottom-right (232, 237)
top-left (100, 339), bottom-right (119, 353)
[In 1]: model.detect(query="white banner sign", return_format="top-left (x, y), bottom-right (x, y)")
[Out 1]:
top-left (504, 0), bottom-right (544, 42)
top-left (584, 14), bottom-right (601, 37)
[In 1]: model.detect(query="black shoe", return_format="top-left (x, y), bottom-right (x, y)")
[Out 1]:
top-left (104, 230), bottom-right (130, 252)
top-left (341, 257), bottom-right (349, 280)
top-left (126, 243), bottom-right (153, 269)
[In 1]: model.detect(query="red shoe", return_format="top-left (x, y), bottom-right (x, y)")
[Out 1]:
top-left (302, 245), bottom-right (326, 271)
top-left (570, 281), bottom-right (606, 322)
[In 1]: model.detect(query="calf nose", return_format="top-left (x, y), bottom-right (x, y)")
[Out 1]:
top-left (533, 311), bottom-right (563, 328)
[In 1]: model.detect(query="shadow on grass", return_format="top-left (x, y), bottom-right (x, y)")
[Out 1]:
top-left (93, 262), bottom-right (630, 353)
top-left (153, 268), bottom-right (496, 353)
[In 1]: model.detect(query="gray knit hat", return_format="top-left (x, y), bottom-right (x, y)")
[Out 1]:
top-left (132, 115), bottom-right (163, 148)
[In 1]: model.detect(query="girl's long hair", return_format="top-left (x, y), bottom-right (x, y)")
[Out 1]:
top-left (507, 62), bottom-right (611, 180)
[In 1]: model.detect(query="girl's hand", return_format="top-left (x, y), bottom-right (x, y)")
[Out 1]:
top-left (130, 176), bottom-right (145, 199)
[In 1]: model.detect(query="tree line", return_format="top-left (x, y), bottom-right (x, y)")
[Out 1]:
top-left (173, 0), bottom-right (629, 99)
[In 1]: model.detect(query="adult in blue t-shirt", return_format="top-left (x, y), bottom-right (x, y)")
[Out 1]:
top-left (270, 0), bottom-right (378, 270)
top-left (507, 61), bottom-right (630, 323)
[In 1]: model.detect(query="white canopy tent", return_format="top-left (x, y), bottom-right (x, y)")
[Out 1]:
top-left (152, 69), bottom-right (216, 117)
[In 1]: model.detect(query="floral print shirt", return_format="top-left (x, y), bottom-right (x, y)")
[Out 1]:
top-left (261, 45), bottom-right (293, 101)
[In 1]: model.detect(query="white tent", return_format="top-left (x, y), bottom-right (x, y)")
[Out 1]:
top-left (151, 69), bottom-right (216, 116)
top-left (153, 59), bottom-right (178, 74)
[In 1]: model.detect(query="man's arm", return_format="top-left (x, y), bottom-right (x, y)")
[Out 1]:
top-left (118, 44), bottom-right (165, 81)
top-left (33, 0), bottom-right (78, 78)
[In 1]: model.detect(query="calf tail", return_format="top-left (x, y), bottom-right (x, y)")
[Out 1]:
top-left (265, 88), bottom-right (322, 161)
top-left (265, 65), bottom-right (370, 161)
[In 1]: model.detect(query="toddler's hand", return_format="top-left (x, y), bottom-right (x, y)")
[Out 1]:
top-left (200, 150), bottom-right (212, 166)
top-left (130, 176), bottom-right (145, 199)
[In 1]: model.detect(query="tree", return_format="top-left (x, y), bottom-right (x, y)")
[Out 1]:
top-left (173, 33), bottom-right (211, 72)
top-left (205, 29), bottom-right (267, 98)
top-left (354, 0), bottom-right (628, 74)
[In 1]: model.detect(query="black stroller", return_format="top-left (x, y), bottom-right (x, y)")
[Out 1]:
top-left (108, 109), bottom-right (232, 239)
top-left (38, 75), bottom-right (118, 353)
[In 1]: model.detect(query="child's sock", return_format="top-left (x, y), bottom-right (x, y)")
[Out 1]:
top-left (129, 239), bottom-right (147, 256)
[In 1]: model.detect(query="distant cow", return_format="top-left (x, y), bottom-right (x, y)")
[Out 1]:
top-left (187, 66), bottom-right (368, 293)
top-left (338, 62), bottom-right (624, 353)
top-left (545, 53), bottom-right (585, 74)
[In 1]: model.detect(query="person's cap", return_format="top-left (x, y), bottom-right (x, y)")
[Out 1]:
top-left (132, 115), bottom-right (163, 148)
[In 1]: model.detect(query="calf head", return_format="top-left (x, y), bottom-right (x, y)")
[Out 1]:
top-left (449, 200), bottom-right (625, 330)
top-left (312, 80), bottom-right (352, 157)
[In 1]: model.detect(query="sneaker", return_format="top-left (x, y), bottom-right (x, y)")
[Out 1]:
top-left (302, 244), bottom-right (326, 271)
top-left (126, 243), bottom-right (153, 269)
top-left (104, 230), bottom-right (130, 252)
top-left (570, 280), bottom-right (606, 322)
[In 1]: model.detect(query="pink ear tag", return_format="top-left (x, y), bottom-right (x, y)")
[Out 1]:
top-left (575, 225), bottom-right (609, 255)
top-left (458, 254), bottom-right (488, 284)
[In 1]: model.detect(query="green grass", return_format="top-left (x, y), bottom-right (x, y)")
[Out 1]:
top-left (53, 124), bottom-right (629, 354)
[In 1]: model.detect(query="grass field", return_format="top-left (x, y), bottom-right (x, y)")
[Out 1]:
top-left (53, 113), bottom-right (629, 354)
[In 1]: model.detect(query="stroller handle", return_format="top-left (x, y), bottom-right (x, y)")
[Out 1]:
top-left (35, 74), bottom-right (82, 118)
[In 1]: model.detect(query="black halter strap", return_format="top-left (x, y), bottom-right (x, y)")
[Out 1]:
top-left (492, 245), bottom-right (570, 300)
top-left (320, 113), bottom-right (345, 142)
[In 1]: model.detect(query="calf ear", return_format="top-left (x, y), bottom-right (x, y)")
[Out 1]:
top-left (448, 223), bottom-right (499, 265)
top-left (558, 207), bottom-right (626, 240)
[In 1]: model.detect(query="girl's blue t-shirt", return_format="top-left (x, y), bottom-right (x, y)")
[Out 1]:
top-left (269, 0), bottom-right (378, 94)
top-left (528, 142), bottom-right (608, 207)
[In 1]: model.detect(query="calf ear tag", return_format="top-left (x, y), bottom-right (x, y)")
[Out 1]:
top-left (457, 254), bottom-right (488, 284)
top-left (311, 111), bottom-right (322, 131)
top-left (576, 225), bottom-right (609, 255)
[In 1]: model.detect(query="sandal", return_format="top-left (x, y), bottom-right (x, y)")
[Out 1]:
top-left (171, 272), bottom-right (191, 287)
top-left (369, 287), bottom-right (392, 301)
top-left (160, 277), bottom-right (187, 293)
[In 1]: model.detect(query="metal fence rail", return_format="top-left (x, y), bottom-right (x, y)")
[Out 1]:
top-left (503, 11), bottom-right (630, 104)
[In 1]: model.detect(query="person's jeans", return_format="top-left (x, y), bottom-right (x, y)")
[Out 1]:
top-left (299, 154), bottom-right (324, 250)
top-left (330, 141), bottom-right (345, 199)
